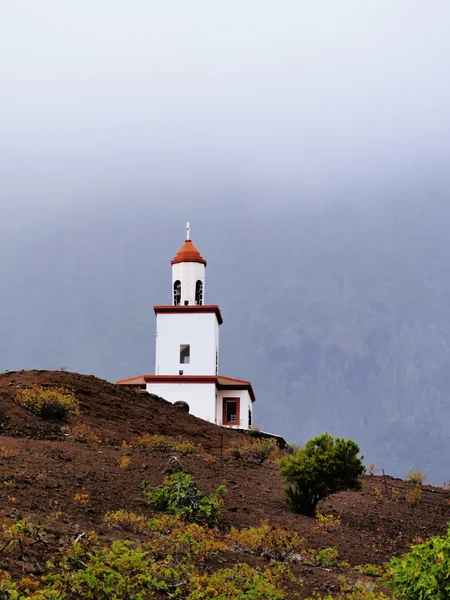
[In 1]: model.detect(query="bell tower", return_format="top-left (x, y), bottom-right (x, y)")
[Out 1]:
top-left (154, 224), bottom-right (221, 376)
top-left (117, 222), bottom-right (256, 430)
top-left (171, 222), bottom-right (206, 307)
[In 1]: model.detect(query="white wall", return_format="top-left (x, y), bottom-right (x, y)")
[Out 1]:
top-left (172, 261), bottom-right (205, 306)
top-left (216, 389), bottom-right (253, 429)
top-left (155, 312), bottom-right (219, 375)
top-left (146, 382), bottom-right (217, 422)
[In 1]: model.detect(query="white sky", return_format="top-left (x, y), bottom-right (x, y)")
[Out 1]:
top-left (1, 1), bottom-right (450, 208)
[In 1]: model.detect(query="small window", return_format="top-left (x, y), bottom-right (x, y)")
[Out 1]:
top-left (223, 397), bottom-right (240, 426)
top-left (195, 280), bottom-right (203, 305)
top-left (180, 344), bottom-right (190, 364)
top-left (248, 407), bottom-right (252, 428)
top-left (173, 280), bottom-right (181, 306)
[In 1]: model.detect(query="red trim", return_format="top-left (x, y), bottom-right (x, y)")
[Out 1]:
top-left (153, 305), bottom-right (223, 325)
top-left (116, 374), bottom-right (255, 402)
top-left (222, 397), bottom-right (240, 426)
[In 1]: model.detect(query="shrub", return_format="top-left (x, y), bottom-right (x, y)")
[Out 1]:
top-left (74, 492), bottom-right (89, 505)
top-left (314, 512), bottom-right (341, 534)
top-left (136, 433), bottom-right (197, 455)
top-left (16, 386), bottom-right (79, 421)
top-left (405, 485), bottom-right (422, 507)
top-left (228, 437), bottom-right (278, 464)
top-left (105, 511), bottom-right (225, 559)
top-left (391, 487), bottom-right (401, 502)
top-left (187, 563), bottom-right (288, 600)
top-left (386, 523), bottom-right (450, 599)
top-left (354, 563), bottom-right (384, 577)
top-left (104, 510), bottom-right (148, 533)
top-left (0, 446), bottom-right (19, 459)
top-left (230, 524), bottom-right (303, 561)
top-left (47, 540), bottom-right (170, 599)
top-left (371, 487), bottom-right (383, 503)
top-left (142, 472), bottom-right (227, 526)
top-left (406, 469), bottom-right (427, 485)
top-left (147, 515), bottom-right (225, 559)
top-left (0, 518), bottom-right (48, 560)
top-left (279, 433), bottom-right (365, 515)
top-left (68, 424), bottom-right (101, 444)
top-left (118, 456), bottom-right (131, 469)
top-left (316, 547), bottom-right (339, 567)
top-left (306, 580), bottom-right (391, 599)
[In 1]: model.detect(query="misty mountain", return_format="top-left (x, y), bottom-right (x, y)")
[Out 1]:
top-left (2, 186), bottom-right (450, 484)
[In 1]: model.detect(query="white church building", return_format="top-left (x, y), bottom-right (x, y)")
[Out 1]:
top-left (117, 225), bottom-right (255, 429)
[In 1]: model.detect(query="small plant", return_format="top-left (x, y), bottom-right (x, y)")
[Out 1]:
top-left (104, 510), bottom-right (148, 533)
top-left (47, 539), bottom-right (171, 599)
top-left (0, 518), bottom-right (48, 560)
top-left (306, 577), bottom-right (392, 598)
top-left (391, 487), bottom-right (401, 502)
top-left (354, 563), bottom-right (384, 577)
top-left (142, 472), bottom-right (227, 526)
top-left (68, 424), bottom-right (101, 444)
top-left (136, 433), bottom-right (197, 455)
top-left (405, 485), bottom-right (422, 507)
top-left (74, 492), bottom-right (89, 505)
top-left (371, 487), bottom-right (383, 503)
top-left (314, 512), bottom-right (341, 534)
top-left (230, 524), bottom-right (303, 561)
top-left (187, 562), bottom-right (289, 600)
top-left (119, 456), bottom-right (131, 469)
top-left (0, 446), bottom-right (19, 458)
top-left (105, 512), bottom-right (225, 560)
top-left (406, 469), bottom-right (426, 485)
top-left (316, 546), bottom-right (339, 567)
top-left (228, 437), bottom-right (278, 464)
top-left (16, 386), bottom-right (79, 421)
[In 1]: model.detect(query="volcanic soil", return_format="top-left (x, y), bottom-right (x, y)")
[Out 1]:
top-left (1, 370), bottom-right (450, 598)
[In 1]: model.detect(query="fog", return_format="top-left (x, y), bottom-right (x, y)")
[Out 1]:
top-left (2, 2), bottom-right (450, 483)
top-left (2, 1), bottom-right (450, 213)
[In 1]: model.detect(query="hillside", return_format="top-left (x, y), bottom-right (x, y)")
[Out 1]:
top-left (1, 370), bottom-right (450, 598)
top-left (3, 196), bottom-right (450, 484)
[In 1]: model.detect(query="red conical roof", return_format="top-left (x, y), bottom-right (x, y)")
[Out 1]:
top-left (171, 239), bottom-right (207, 266)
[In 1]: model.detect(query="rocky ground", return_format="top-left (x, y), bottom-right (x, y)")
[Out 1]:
top-left (1, 370), bottom-right (449, 598)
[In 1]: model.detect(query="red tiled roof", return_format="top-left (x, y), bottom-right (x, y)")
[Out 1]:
top-left (171, 240), bottom-right (206, 266)
top-left (116, 374), bottom-right (255, 402)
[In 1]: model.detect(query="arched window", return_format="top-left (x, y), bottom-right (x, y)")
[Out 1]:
top-left (195, 280), bottom-right (203, 305)
top-left (173, 280), bottom-right (181, 306)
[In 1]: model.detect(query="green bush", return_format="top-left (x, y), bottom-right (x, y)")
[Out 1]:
top-left (187, 563), bottom-right (288, 600)
top-left (386, 523), bottom-right (450, 599)
top-left (279, 433), bottom-right (365, 515)
top-left (16, 386), bottom-right (79, 421)
top-left (316, 547), bottom-right (339, 567)
top-left (142, 472), bottom-right (227, 526)
top-left (47, 540), bottom-right (168, 599)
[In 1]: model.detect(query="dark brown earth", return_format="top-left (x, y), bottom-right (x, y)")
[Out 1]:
top-left (1, 370), bottom-right (450, 598)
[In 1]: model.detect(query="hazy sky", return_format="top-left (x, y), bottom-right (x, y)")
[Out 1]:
top-left (2, 1), bottom-right (450, 213)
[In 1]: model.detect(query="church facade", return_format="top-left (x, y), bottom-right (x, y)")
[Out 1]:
top-left (116, 225), bottom-right (255, 429)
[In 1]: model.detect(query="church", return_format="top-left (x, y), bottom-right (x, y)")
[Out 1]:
top-left (116, 224), bottom-right (255, 429)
